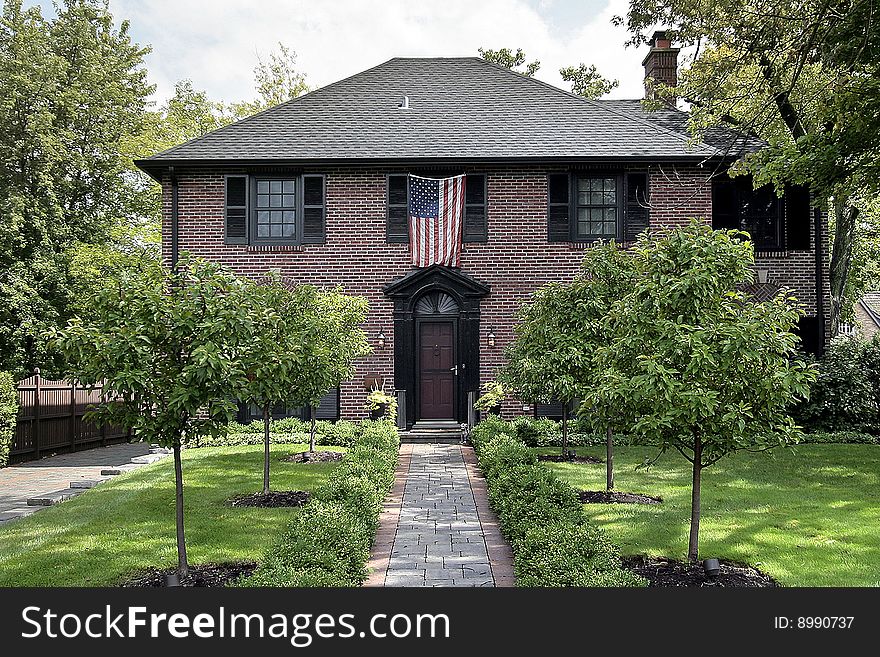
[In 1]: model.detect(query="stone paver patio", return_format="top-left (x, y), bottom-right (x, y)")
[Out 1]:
top-left (366, 443), bottom-right (514, 587)
top-left (0, 443), bottom-right (158, 523)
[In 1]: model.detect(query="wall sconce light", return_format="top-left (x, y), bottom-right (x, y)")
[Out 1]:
top-left (756, 268), bottom-right (770, 284)
top-left (377, 331), bottom-right (387, 350)
top-left (487, 328), bottom-right (496, 348)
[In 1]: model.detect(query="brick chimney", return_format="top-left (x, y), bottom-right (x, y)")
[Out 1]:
top-left (642, 30), bottom-right (679, 103)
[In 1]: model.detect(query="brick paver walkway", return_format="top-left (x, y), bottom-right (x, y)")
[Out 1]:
top-left (366, 443), bottom-right (514, 587)
top-left (0, 443), bottom-right (154, 523)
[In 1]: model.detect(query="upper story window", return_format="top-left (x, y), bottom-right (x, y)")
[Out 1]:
top-left (224, 174), bottom-right (325, 246)
top-left (386, 173), bottom-right (487, 243)
top-left (548, 172), bottom-right (649, 243)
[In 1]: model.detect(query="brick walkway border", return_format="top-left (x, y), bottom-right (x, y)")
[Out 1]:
top-left (364, 444), bottom-right (413, 587)
top-left (460, 445), bottom-right (515, 587)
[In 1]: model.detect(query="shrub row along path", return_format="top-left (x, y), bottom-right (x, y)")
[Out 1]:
top-left (366, 443), bottom-right (514, 587)
top-left (0, 443), bottom-right (164, 523)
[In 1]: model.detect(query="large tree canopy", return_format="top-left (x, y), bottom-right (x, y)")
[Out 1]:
top-left (617, 0), bottom-right (880, 331)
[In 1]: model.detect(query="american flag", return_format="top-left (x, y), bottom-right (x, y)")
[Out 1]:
top-left (408, 174), bottom-right (465, 267)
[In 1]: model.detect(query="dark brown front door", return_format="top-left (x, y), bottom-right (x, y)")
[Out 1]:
top-left (418, 321), bottom-right (455, 419)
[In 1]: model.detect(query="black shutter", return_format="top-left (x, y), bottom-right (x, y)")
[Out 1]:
top-left (624, 172), bottom-right (649, 242)
top-left (786, 184), bottom-right (811, 250)
top-left (463, 174), bottom-right (487, 242)
top-left (547, 174), bottom-right (570, 242)
top-left (314, 388), bottom-right (340, 420)
top-left (534, 401), bottom-right (565, 420)
top-left (225, 176), bottom-right (248, 244)
top-left (387, 175), bottom-right (409, 243)
top-left (301, 175), bottom-right (325, 244)
top-left (711, 176), bottom-right (740, 231)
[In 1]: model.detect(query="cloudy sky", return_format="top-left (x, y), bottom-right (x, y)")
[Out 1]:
top-left (30, 0), bottom-right (652, 105)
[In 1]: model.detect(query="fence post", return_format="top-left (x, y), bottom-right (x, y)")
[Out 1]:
top-left (70, 379), bottom-right (77, 451)
top-left (100, 386), bottom-right (107, 447)
top-left (33, 368), bottom-right (41, 459)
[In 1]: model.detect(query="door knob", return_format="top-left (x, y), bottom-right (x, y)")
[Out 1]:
top-left (450, 365), bottom-right (459, 375)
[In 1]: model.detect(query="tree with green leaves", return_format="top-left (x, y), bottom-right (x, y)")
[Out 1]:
top-left (0, 0), bottom-right (153, 377)
top-left (53, 256), bottom-right (255, 578)
top-left (501, 243), bottom-right (636, 475)
top-left (617, 0), bottom-right (880, 333)
top-left (559, 63), bottom-right (619, 99)
top-left (477, 46), bottom-right (540, 76)
top-left (591, 223), bottom-right (816, 561)
top-left (226, 43), bottom-right (309, 119)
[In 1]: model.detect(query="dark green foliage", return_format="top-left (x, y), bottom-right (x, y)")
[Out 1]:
top-left (797, 335), bottom-right (880, 434)
top-left (471, 424), bottom-right (645, 587)
top-left (800, 431), bottom-right (878, 445)
top-left (239, 421), bottom-right (399, 587)
top-left (516, 522), bottom-right (646, 587)
top-left (0, 371), bottom-right (17, 467)
top-left (202, 418), bottom-right (363, 448)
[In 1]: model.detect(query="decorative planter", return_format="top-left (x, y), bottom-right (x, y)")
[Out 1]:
top-left (369, 403), bottom-right (388, 420)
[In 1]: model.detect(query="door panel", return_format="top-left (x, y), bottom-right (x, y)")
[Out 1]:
top-left (418, 322), bottom-right (455, 419)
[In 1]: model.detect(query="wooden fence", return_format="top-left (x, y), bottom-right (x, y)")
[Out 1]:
top-left (10, 369), bottom-right (130, 464)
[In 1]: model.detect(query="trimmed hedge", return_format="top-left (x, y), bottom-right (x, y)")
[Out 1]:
top-left (194, 418), bottom-right (361, 448)
top-left (0, 372), bottom-right (16, 468)
top-left (238, 420), bottom-right (399, 587)
top-left (470, 420), bottom-right (645, 587)
top-left (478, 415), bottom-right (634, 448)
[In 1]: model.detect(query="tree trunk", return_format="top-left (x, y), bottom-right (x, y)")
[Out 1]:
top-left (688, 435), bottom-right (702, 563)
top-left (606, 426), bottom-right (614, 491)
top-left (829, 198), bottom-right (858, 336)
top-left (309, 405), bottom-right (317, 453)
top-left (173, 442), bottom-right (188, 578)
top-left (262, 404), bottom-right (271, 495)
top-left (561, 404), bottom-right (569, 458)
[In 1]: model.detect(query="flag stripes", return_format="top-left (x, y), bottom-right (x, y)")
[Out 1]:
top-left (408, 174), bottom-right (465, 267)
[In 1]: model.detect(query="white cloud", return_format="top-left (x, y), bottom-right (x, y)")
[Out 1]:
top-left (104, 0), bottom-right (647, 105)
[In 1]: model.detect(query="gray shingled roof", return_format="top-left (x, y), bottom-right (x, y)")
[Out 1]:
top-left (136, 57), bottom-right (756, 174)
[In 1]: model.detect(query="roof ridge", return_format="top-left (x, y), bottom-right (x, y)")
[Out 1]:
top-left (471, 57), bottom-right (719, 156)
top-left (148, 58), bottom-right (402, 160)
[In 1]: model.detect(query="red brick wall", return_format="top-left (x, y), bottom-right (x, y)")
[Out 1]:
top-left (162, 163), bottom-right (826, 420)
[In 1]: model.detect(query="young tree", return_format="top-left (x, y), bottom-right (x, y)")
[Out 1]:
top-left (53, 256), bottom-right (254, 577)
top-left (502, 243), bottom-right (636, 473)
top-left (239, 279), bottom-right (317, 495)
top-left (559, 63), bottom-right (619, 99)
top-left (594, 223), bottom-right (815, 561)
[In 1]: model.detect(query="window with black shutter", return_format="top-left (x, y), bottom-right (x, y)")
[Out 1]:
top-left (785, 184), bottom-right (812, 250)
top-left (387, 174), bottom-right (409, 243)
top-left (463, 174), bottom-right (487, 242)
top-left (711, 175), bottom-right (787, 251)
top-left (225, 176), bottom-right (248, 244)
top-left (548, 172), bottom-right (645, 242)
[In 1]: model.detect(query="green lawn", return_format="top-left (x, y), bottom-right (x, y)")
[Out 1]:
top-left (0, 444), bottom-right (341, 586)
top-left (541, 444), bottom-right (880, 587)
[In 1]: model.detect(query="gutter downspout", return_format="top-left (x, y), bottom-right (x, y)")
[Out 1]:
top-left (170, 166), bottom-right (179, 271)
top-left (813, 204), bottom-right (826, 355)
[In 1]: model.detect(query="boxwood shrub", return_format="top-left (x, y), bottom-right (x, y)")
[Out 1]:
top-left (195, 418), bottom-right (362, 448)
top-left (470, 414), bottom-right (633, 448)
top-left (238, 420), bottom-right (399, 587)
top-left (0, 371), bottom-right (16, 468)
top-left (471, 423), bottom-right (644, 588)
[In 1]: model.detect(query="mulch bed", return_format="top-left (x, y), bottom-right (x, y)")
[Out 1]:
top-left (538, 454), bottom-right (604, 464)
top-left (121, 562), bottom-right (257, 588)
top-left (228, 490), bottom-right (311, 507)
top-left (284, 450), bottom-right (345, 463)
top-left (579, 490), bottom-right (662, 505)
top-left (623, 556), bottom-right (778, 587)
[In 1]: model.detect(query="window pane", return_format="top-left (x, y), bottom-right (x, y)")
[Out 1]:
top-left (604, 178), bottom-right (616, 192)
top-left (578, 221), bottom-right (588, 236)
top-left (271, 211), bottom-right (282, 223)
top-left (577, 191), bottom-right (590, 205)
top-left (590, 178), bottom-right (602, 191)
top-left (257, 210), bottom-right (269, 225)
top-left (257, 181), bottom-right (269, 194)
top-left (270, 224), bottom-right (282, 237)
top-left (604, 190), bottom-right (616, 204)
top-left (283, 210), bottom-right (295, 222)
top-left (604, 222), bottom-right (616, 235)
top-left (257, 225), bottom-right (269, 237)
top-left (270, 180), bottom-right (282, 193)
top-left (577, 177), bottom-right (589, 192)
top-left (605, 207), bottom-right (616, 223)
top-left (270, 195), bottom-right (281, 207)
top-left (282, 194), bottom-right (295, 207)
top-left (257, 194), bottom-right (269, 208)
top-left (282, 224), bottom-right (295, 237)
top-left (282, 180), bottom-right (295, 194)
top-left (591, 192), bottom-right (604, 205)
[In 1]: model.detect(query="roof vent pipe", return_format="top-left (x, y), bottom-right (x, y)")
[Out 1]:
top-left (398, 95), bottom-right (410, 109)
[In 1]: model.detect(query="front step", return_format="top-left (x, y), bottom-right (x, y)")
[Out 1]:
top-left (400, 430), bottom-right (464, 444)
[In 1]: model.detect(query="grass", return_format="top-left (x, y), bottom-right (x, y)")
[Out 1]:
top-left (540, 444), bottom-right (880, 587)
top-left (0, 443), bottom-right (342, 586)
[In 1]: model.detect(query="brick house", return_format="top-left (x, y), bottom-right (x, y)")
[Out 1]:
top-left (135, 34), bottom-right (829, 429)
